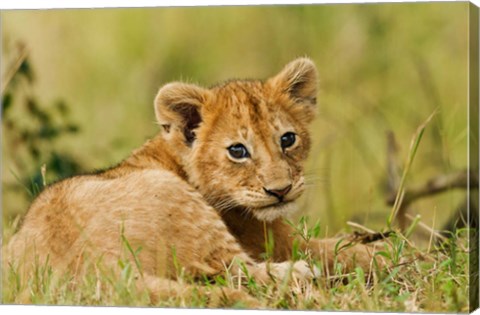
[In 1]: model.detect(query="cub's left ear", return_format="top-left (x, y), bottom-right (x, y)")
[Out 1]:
top-left (268, 58), bottom-right (318, 122)
top-left (154, 82), bottom-right (211, 145)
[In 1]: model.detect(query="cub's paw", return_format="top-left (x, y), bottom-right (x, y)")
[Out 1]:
top-left (265, 260), bottom-right (321, 281)
top-left (335, 241), bottom-right (388, 273)
top-left (309, 238), bottom-right (388, 275)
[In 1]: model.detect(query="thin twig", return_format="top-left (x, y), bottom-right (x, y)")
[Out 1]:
top-left (1, 44), bottom-right (29, 94)
top-left (386, 131), bottom-right (401, 193)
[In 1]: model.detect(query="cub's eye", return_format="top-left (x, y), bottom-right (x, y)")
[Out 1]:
top-left (280, 132), bottom-right (296, 149)
top-left (227, 144), bottom-right (250, 159)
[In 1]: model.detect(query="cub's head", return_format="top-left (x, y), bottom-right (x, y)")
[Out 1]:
top-left (154, 58), bottom-right (318, 221)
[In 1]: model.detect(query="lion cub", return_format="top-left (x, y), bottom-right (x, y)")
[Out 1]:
top-left (5, 58), bottom-right (379, 302)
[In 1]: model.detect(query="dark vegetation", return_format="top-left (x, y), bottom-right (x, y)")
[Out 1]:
top-left (2, 42), bottom-right (84, 206)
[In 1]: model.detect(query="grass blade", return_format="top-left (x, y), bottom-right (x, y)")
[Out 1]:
top-left (387, 110), bottom-right (437, 227)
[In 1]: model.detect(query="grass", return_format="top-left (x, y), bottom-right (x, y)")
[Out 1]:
top-left (2, 217), bottom-right (471, 312)
top-left (387, 110), bottom-right (437, 227)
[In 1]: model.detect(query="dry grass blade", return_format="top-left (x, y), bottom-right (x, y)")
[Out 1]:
top-left (347, 221), bottom-right (376, 234)
top-left (404, 213), bottom-right (451, 245)
top-left (388, 110), bottom-right (438, 227)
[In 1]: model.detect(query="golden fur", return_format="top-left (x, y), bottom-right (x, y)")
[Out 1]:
top-left (4, 58), bottom-right (381, 305)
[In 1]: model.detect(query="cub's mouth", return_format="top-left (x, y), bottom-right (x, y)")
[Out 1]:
top-left (252, 200), bottom-right (299, 222)
top-left (258, 200), bottom-right (294, 210)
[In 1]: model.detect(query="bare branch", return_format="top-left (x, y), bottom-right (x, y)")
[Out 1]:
top-left (386, 170), bottom-right (479, 207)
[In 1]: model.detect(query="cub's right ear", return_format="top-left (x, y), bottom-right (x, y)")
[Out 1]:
top-left (268, 58), bottom-right (318, 124)
top-left (154, 82), bottom-right (211, 145)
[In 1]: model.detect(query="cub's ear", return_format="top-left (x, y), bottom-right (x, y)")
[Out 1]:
top-left (154, 82), bottom-right (211, 145)
top-left (268, 58), bottom-right (318, 122)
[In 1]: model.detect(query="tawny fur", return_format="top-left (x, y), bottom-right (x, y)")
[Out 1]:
top-left (4, 58), bottom-right (381, 305)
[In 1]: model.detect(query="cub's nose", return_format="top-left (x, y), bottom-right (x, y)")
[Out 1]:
top-left (263, 184), bottom-right (292, 200)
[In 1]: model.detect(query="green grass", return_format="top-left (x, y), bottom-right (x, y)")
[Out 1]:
top-left (2, 218), bottom-right (471, 311)
top-left (388, 110), bottom-right (437, 227)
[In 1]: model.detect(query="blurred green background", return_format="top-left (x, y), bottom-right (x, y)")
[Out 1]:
top-left (1, 3), bottom-right (470, 237)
